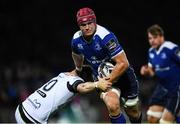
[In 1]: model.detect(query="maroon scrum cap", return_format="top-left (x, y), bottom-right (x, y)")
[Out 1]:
top-left (76, 7), bottom-right (96, 25)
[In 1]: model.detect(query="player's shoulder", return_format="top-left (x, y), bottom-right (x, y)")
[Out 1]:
top-left (58, 72), bottom-right (84, 81)
top-left (95, 24), bottom-right (112, 40)
top-left (148, 47), bottom-right (153, 52)
top-left (58, 72), bottom-right (67, 77)
top-left (149, 41), bottom-right (178, 53)
top-left (72, 30), bottom-right (82, 40)
top-left (162, 41), bottom-right (178, 50)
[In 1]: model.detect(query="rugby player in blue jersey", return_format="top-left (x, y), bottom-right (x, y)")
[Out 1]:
top-left (70, 7), bottom-right (142, 123)
top-left (140, 24), bottom-right (180, 123)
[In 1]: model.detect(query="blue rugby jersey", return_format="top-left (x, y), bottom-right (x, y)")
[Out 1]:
top-left (148, 41), bottom-right (180, 91)
top-left (71, 25), bottom-right (123, 76)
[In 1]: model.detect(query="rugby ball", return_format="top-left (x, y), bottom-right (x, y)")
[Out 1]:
top-left (98, 62), bottom-right (114, 78)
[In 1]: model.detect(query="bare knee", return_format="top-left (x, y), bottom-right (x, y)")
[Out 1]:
top-left (146, 108), bottom-right (163, 123)
top-left (103, 91), bottom-right (120, 115)
top-left (161, 109), bottom-right (175, 123)
top-left (106, 99), bottom-right (120, 112)
top-left (147, 115), bottom-right (160, 123)
top-left (147, 105), bottom-right (164, 123)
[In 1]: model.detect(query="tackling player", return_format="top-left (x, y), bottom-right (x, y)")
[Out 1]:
top-left (140, 24), bottom-right (180, 123)
top-left (15, 72), bottom-right (111, 123)
top-left (70, 7), bottom-right (142, 123)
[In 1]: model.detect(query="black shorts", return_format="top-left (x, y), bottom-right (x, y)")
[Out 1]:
top-left (149, 84), bottom-right (180, 116)
top-left (113, 65), bottom-right (139, 100)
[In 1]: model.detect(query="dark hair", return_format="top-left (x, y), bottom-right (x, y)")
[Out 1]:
top-left (147, 24), bottom-right (164, 36)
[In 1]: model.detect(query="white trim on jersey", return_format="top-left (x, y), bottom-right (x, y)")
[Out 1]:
top-left (73, 24), bottom-right (110, 40)
top-left (156, 41), bottom-right (177, 55)
top-left (111, 50), bottom-right (124, 59)
top-left (73, 30), bottom-right (82, 39)
top-left (95, 25), bottom-right (110, 40)
top-left (149, 41), bottom-right (177, 55)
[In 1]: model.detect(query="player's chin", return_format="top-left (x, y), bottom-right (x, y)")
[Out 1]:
top-left (84, 31), bottom-right (94, 36)
top-left (150, 45), bottom-right (155, 49)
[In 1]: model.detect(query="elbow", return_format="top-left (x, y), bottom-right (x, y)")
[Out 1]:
top-left (125, 61), bottom-right (129, 69)
top-left (115, 61), bottom-right (129, 75)
top-left (115, 59), bottom-right (129, 72)
top-left (121, 61), bottom-right (129, 71)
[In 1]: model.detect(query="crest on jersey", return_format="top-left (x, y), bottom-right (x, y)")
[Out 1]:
top-left (161, 53), bottom-right (167, 59)
top-left (149, 53), bottom-right (154, 59)
top-left (175, 48), bottom-right (180, 58)
top-left (95, 43), bottom-right (102, 51)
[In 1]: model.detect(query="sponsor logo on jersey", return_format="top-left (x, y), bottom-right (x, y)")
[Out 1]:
top-left (155, 64), bottom-right (170, 71)
top-left (155, 67), bottom-right (170, 71)
top-left (106, 39), bottom-right (117, 52)
top-left (89, 56), bottom-right (101, 64)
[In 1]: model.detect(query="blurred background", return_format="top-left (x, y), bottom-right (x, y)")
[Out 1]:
top-left (0, 0), bottom-right (179, 123)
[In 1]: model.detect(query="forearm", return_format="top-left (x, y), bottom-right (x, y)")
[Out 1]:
top-left (77, 82), bottom-right (97, 93)
top-left (72, 52), bottom-right (84, 71)
top-left (77, 78), bottom-right (112, 93)
top-left (108, 62), bottom-right (128, 83)
top-left (108, 51), bottom-right (129, 83)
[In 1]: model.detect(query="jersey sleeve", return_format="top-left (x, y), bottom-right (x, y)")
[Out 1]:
top-left (71, 39), bottom-right (81, 54)
top-left (67, 80), bottom-right (84, 93)
top-left (103, 33), bottom-right (123, 58)
top-left (171, 46), bottom-right (180, 64)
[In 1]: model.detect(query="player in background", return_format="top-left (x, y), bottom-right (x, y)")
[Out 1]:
top-left (140, 24), bottom-right (180, 123)
top-left (70, 7), bottom-right (142, 123)
top-left (15, 72), bottom-right (111, 123)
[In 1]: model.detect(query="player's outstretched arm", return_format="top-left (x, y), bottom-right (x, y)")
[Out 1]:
top-left (77, 78), bottom-right (112, 93)
top-left (72, 52), bottom-right (84, 75)
top-left (66, 52), bottom-right (84, 76)
top-left (108, 52), bottom-right (129, 83)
